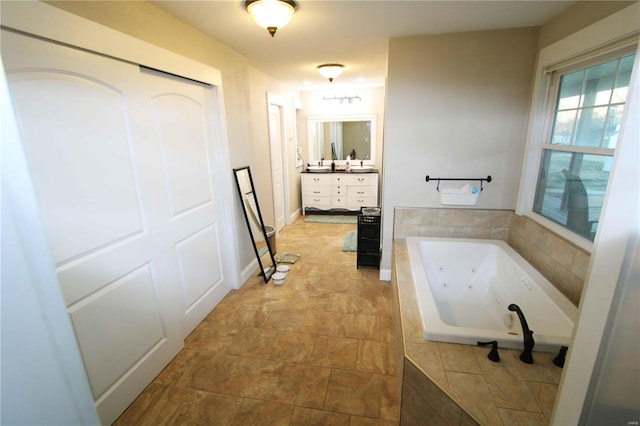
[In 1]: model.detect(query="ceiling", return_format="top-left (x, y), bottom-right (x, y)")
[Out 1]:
top-left (152, 1), bottom-right (574, 90)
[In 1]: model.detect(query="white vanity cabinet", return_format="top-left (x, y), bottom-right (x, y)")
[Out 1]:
top-left (346, 174), bottom-right (377, 211)
top-left (302, 173), bottom-right (378, 214)
top-left (302, 174), bottom-right (332, 209)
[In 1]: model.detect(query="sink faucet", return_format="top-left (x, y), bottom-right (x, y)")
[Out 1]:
top-left (508, 304), bottom-right (534, 364)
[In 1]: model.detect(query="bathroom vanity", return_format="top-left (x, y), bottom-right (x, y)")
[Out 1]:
top-left (301, 171), bottom-right (378, 214)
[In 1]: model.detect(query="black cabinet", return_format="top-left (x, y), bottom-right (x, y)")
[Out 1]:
top-left (357, 213), bottom-right (381, 269)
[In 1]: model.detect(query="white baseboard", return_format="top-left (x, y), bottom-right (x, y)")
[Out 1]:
top-left (239, 259), bottom-right (259, 287)
top-left (379, 269), bottom-right (391, 281)
top-left (289, 208), bottom-right (300, 223)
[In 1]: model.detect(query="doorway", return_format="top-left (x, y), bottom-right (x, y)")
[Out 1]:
top-left (267, 93), bottom-right (289, 231)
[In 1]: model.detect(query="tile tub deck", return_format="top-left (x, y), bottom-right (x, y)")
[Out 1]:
top-left (393, 239), bottom-right (563, 425)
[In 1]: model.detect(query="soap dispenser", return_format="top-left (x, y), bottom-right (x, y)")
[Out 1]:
top-left (346, 155), bottom-right (351, 172)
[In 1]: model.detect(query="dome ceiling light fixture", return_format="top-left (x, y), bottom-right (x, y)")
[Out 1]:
top-left (245, 0), bottom-right (297, 38)
top-left (317, 64), bottom-right (345, 83)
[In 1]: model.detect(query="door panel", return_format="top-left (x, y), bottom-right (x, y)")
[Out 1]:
top-left (56, 235), bottom-right (153, 306)
top-left (144, 69), bottom-right (230, 334)
top-left (68, 264), bottom-right (164, 400)
top-left (3, 30), bottom-right (232, 424)
top-left (9, 76), bottom-right (143, 263)
top-left (153, 94), bottom-right (212, 216)
top-left (175, 224), bottom-right (223, 311)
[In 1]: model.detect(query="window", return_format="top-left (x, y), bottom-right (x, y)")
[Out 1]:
top-left (533, 52), bottom-right (636, 242)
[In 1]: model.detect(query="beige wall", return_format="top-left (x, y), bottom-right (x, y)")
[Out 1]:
top-left (247, 67), bottom-right (301, 226)
top-left (538, 1), bottom-right (636, 48)
top-left (381, 27), bottom-right (540, 273)
top-left (46, 1), bottom-right (298, 269)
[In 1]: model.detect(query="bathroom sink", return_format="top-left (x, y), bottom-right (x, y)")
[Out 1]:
top-left (307, 165), bottom-right (330, 173)
top-left (350, 165), bottom-right (373, 173)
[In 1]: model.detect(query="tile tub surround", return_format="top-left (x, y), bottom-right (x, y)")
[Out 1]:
top-left (393, 240), bottom-right (563, 425)
top-left (393, 208), bottom-right (513, 241)
top-left (393, 208), bottom-right (589, 307)
top-left (508, 214), bottom-right (589, 307)
top-left (115, 216), bottom-right (399, 425)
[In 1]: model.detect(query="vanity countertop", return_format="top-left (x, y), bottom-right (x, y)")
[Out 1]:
top-left (301, 169), bottom-right (379, 174)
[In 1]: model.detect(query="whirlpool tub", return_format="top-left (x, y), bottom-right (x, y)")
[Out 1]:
top-left (406, 237), bottom-right (577, 352)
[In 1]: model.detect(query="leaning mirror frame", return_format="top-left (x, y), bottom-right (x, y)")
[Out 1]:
top-left (233, 166), bottom-right (277, 283)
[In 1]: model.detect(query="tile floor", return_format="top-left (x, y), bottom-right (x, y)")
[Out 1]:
top-left (115, 216), bottom-right (399, 425)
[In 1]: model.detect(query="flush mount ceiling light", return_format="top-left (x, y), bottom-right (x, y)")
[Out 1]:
top-left (317, 64), bottom-right (345, 83)
top-left (245, 0), bottom-right (297, 37)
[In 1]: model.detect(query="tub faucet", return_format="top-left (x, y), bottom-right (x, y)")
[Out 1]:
top-left (553, 346), bottom-right (568, 368)
top-left (508, 304), bottom-right (534, 364)
top-left (477, 340), bottom-right (500, 362)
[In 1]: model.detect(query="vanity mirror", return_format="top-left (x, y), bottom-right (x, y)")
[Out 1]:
top-left (308, 114), bottom-right (376, 164)
top-left (233, 166), bottom-right (277, 283)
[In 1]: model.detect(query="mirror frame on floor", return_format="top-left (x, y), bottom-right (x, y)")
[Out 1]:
top-left (233, 166), bottom-right (277, 283)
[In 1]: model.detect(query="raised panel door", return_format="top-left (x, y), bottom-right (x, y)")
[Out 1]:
top-left (3, 30), bottom-right (232, 424)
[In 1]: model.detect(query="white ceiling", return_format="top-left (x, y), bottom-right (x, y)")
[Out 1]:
top-left (152, 1), bottom-right (574, 90)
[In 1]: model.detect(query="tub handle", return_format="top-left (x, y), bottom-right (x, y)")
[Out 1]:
top-left (477, 340), bottom-right (500, 362)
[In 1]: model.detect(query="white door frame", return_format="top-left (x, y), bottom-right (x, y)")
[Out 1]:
top-left (267, 92), bottom-right (291, 227)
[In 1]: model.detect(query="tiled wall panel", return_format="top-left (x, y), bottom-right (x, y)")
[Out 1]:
top-left (508, 214), bottom-right (588, 306)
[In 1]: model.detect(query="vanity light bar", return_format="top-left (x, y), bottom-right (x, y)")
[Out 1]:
top-left (322, 94), bottom-right (362, 104)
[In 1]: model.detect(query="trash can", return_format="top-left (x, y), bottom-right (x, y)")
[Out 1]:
top-left (265, 226), bottom-right (276, 255)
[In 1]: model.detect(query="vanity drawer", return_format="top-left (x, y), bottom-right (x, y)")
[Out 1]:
top-left (347, 196), bottom-right (377, 210)
top-left (331, 196), bottom-right (347, 207)
top-left (349, 186), bottom-right (376, 198)
top-left (304, 174), bottom-right (332, 186)
top-left (304, 195), bottom-right (331, 207)
top-left (347, 174), bottom-right (377, 186)
top-left (331, 185), bottom-right (346, 196)
top-left (306, 187), bottom-right (331, 197)
top-left (331, 175), bottom-right (347, 185)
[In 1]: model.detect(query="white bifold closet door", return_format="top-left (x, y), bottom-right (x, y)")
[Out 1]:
top-left (3, 29), bottom-right (232, 424)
